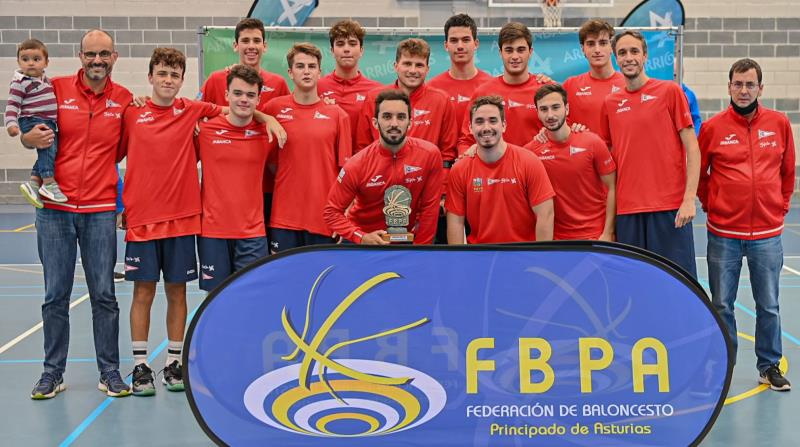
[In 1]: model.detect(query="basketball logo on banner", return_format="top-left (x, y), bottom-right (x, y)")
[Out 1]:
top-left (242, 268), bottom-right (446, 437)
top-left (186, 244), bottom-right (732, 447)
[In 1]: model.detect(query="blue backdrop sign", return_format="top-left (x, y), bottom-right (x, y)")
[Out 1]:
top-left (185, 244), bottom-right (732, 446)
top-left (621, 0), bottom-right (686, 27)
top-left (247, 0), bottom-right (319, 26)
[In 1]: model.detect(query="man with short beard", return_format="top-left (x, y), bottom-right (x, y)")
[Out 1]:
top-left (355, 38), bottom-right (457, 165)
top-left (698, 58), bottom-right (794, 392)
top-left (324, 90), bottom-right (445, 244)
top-left (22, 29), bottom-right (133, 399)
top-left (525, 84), bottom-right (616, 241)
top-left (447, 95), bottom-right (554, 244)
top-left (598, 30), bottom-right (700, 277)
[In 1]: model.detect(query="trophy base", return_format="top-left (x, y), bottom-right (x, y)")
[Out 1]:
top-left (382, 233), bottom-right (414, 244)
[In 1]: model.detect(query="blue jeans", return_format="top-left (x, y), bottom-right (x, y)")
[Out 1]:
top-left (706, 232), bottom-right (783, 372)
top-left (18, 116), bottom-right (58, 179)
top-left (36, 208), bottom-right (120, 376)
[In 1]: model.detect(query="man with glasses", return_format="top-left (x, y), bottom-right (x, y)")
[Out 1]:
top-left (698, 58), bottom-right (794, 391)
top-left (21, 29), bottom-right (133, 399)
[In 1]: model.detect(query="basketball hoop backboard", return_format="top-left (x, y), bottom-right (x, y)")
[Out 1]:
top-left (488, 0), bottom-right (614, 8)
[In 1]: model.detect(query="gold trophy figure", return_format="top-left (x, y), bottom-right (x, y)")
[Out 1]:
top-left (381, 185), bottom-right (414, 243)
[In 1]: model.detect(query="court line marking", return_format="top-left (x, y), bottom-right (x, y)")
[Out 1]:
top-left (13, 223), bottom-right (35, 232)
top-left (0, 293), bottom-right (90, 356)
top-left (59, 305), bottom-right (201, 447)
top-left (0, 358), bottom-right (134, 365)
top-left (0, 265), bottom-right (85, 279)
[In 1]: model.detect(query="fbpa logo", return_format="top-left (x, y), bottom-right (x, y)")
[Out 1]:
top-left (243, 268), bottom-right (447, 437)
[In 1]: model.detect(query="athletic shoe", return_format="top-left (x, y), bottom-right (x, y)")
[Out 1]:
top-left (98, 370), bottom-right (131, 397)
top-left (131, 364), bottom-right (156, 397)
top-left (759, 365), bottom-right (792, 391)
top-left (161, 360), bottom-right (184, 392)
top-left (31, 372), bottom-right (65, 400)
top-left (20, 181), bottom-right (43, 208)
top-left (39, 182), bottom-right (67, 203)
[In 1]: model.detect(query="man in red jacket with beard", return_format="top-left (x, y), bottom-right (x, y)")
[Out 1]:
top-left (698, 58), bottom-right (794, 392)
top-left (325, 90), bottom-right (445, 244)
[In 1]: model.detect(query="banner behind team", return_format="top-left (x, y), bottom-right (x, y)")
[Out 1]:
top-left (185, 244), bottom-right (732, 446)
top-left (199, 27), bottom-right (678, 87)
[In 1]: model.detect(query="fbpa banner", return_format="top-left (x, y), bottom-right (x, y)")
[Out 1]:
top-left (199, 28), bottom-right (678, 87)
top-left (186, 244), bottom-right (732, 446)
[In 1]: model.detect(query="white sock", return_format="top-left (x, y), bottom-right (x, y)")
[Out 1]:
top-left (132, 341), bottom-right (148, 366)
top-left (166, 340), bottom-right (183, 366)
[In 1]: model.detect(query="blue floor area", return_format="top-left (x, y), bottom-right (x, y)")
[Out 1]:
top-left (0, 203), bottom-right (798, 446)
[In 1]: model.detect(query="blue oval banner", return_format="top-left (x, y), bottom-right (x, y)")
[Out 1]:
top-left (185, 244), bottom-right (732, 446)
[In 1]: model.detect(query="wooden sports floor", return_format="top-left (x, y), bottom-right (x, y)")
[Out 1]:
top-left (0, 203), bottom-right (797, 446)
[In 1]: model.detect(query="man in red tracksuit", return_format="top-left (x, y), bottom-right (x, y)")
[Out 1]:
top-left (324, 90), bottom-right (445, 244)
top-left (698, 58), bottom-right (795, 392)
top-left (317, 19), bottom-right (382, 148)
top-left (428, 14), bottom-right (493, 126)
top-left (354, 38), bottom-right (457, 164)
top-left (22, 29), bottom-right (133, 399)
top-left (457, 22), bottom-right (553, 154)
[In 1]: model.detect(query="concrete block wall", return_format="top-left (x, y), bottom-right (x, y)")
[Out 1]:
top-left (0, 0), bottom-right (798, 203)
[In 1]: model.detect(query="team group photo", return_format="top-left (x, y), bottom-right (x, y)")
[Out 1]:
top-left (0, 0), bottom-right (798, 445)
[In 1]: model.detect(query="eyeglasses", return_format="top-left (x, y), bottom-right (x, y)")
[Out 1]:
top-left (81, 50), bottom-right (114, 60)
top-left (730, 81), bottom-right (759, 91)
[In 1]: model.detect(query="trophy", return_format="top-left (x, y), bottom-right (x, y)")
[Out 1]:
top-left (382, 185), bottom-right (414, 243)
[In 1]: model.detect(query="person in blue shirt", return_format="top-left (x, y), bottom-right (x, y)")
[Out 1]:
top-left (682, 83), bottom-right (702, 136)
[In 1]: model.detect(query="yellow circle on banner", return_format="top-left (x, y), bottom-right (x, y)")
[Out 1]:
top-left (271, 379), bottom-right (421, 435)
top-left (316, 412), bottom-right (380, 435)
top-left (723, 332), bottom-right (789, 405)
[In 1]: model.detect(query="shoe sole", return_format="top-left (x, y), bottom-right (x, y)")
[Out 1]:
top-left (31, 382), bottom-right (66, 400)
top-left (19, 184), bottom-right (43, 209)
top-left (162, 378), bottom-right (185, 392)
top-left (759, 376), bottom-right (792, 391)
top-left (133, 388), bottom-right (156, 397)
top-left (98, 382), bottom-right (132, 397)
top-left (38, 187), bottom-right (68, 203)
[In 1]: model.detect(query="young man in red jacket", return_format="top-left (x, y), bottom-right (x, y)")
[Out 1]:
top-left (324, 90), bottom-right (445, 244)
top-left (457, 22), bottom-right (553, 154)
top-left (562, 19), bottom-right (625, 133)
top-left (22, 29), bottom-right (132, 399)
top-left (355, 38), bottom-right (458, 164)
top-left (317, 19), bottom-right (382, 148)
top-left (698, 58), bottom-right (795, 392)
top-left (428, 14), bottom-right (493, 125)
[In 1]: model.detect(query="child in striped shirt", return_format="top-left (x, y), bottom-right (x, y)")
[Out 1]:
top-left (4, 38), bottom-right (66, 206)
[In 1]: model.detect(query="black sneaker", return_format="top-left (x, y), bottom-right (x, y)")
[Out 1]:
top-left (31, 372), bottom-right (65, 400)
top-left (131, 363), bottom-right (156, 396)
top-left (759, 365), bottom-right (792, 391)
top-left (161, 360), bottom-right (184, 392)
top-left (98, 370), bottom-right (131, 397)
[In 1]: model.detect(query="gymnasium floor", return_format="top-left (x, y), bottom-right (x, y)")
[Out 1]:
top-left (0, 203), bottom-right (797, 446)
